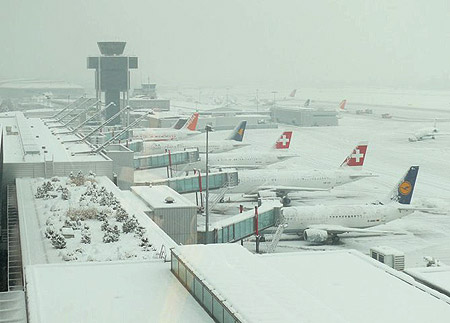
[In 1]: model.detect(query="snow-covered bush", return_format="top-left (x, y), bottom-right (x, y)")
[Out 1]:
top-left (134, 225), bottom-right (146, 238)
top-left (51, 233), bottom-right (67, 249)
top-left (103, 225), bottom-right (120, 243)
top-left (66, 207), bottom-right (97, 221)
top-left (61, 187), bottom-right (70, 200)
top-left (115, 207), bottom-right (129, 222)
top-left (81, 230), bottom-right (91, 244)
top-left (45, 225), bottom-right (56, 239)
top-left (70, 170), bottom-right (86, 186)
top-left (139, 236), bottom-right (152, 251)
top-left (123, 215), bottom-right (138, 233)
top-left (60, 250), bottom-right (77, 261)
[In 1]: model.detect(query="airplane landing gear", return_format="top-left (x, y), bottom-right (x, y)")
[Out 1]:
top-left (331, 235), bottom-right (340, 244)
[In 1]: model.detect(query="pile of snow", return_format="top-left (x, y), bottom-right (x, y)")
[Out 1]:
top-left (33, 172), bottom-right (158, 262)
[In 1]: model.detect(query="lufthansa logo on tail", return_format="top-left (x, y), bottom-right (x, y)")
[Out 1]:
top-left (238, 129), bottom-right (244, 136)
top-left (399, 181), bottom-right (412, 195)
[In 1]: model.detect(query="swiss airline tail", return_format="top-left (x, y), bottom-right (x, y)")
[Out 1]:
top-left (289, 89), bottom-right (297, 98)
top-left (340, 141), bottom-right (368, 169)
top-left (339, 99), bottom-right (347, 111)
top-left (182, 113), bottom-right (199, 131)
top-left (275, 131), bottom-right (293, 149)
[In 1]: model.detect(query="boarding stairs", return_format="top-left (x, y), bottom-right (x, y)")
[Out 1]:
top-left (207, 182), bottom-right (232, 214)
top-left (6, 186), bottom-right (24, 292)
top-left (0, 291), bottom-right (27, 322)
top-left (265, 220), bottom-right (288, 254)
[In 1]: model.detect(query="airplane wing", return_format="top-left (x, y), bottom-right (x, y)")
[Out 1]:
top-left (348, 173), bottom-right (377, 179)
top-left (307, 224), bottom-right (405, 235)
top-left (211, 164), bottom-right (264, 170)
top-left (259, 186), bottom-right (330, 193)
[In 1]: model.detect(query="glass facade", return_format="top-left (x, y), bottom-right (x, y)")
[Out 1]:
top-left (171, 250), bottom-right (240, 323)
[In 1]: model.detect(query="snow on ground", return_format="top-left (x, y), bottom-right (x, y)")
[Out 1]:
top-left (135, 89), bottom-right (450, 270)
top-left (17, 174), bottom-right (175, 265)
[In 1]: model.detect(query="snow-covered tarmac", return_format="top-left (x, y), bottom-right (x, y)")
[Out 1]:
top-left (242, 104), bottom-right (450, 268)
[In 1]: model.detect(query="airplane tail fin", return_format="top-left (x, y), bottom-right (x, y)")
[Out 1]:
top-left (172, 118), bottom-right (187, 129)
top-left (304, 99), bottom-right (310, 107)
top-left (289, 89), bottom-right (297, 98)
top-left (339, 99), bottom-right (347, 111)
top-left (227, 120), bottom-right (247, 142)
top-left (339, 141), bottom-right (368, 170)
top-left (388, 166), bottom-right (419, 205)
top-left (182, 112), bottom-right (199, 131)
top-left (274, 131), bottom-right (292, 149)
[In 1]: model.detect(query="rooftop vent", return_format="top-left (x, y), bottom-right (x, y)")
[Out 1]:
top-left (164, 196), bottom-right (175, 204)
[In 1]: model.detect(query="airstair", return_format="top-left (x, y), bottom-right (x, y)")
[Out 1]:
top-left (265, 222), bottom-right (288, 253)
top-left (207, 182), bottom-right (232, 214)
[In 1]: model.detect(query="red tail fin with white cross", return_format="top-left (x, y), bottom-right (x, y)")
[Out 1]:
top-left (339, 99), bottom-right (347, 111)
top-left (274, 131), bottom-right (292, 149)
top-left (340, 141), bottom-right (368, 170)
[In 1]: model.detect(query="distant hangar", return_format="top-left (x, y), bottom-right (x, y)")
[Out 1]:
top-left (271, 106), bottom-right (338, 127)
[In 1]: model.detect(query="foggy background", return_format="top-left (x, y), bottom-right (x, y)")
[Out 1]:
top-left (2, 0), bottom-right (450, 89)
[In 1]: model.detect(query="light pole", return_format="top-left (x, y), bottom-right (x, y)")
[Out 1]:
top-left (205, 124), bottom-right (213, 241)
top-left (271, 91), bottom-right (278, 106)
top-left (256, 89), bottom-right (259, 113)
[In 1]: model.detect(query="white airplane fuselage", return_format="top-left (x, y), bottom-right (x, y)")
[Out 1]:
top-left (282, 204), bottom-right (413, 234)
top-left (142, 140), bottom-right (247, 154)
top-left (229, 169), bottom-right (371, 194)
top-left (133, 128), bottom-right (199, 142)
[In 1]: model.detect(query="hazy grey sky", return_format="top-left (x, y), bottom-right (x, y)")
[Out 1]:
top-left (2, 0), bottom-right (450, 89)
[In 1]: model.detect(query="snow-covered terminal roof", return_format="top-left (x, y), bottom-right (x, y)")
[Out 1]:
top-left (172, 244), bottom-right (450, 323)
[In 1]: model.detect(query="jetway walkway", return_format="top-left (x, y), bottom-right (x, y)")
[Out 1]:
top-left (134, 170), bottom-right (239, 194)
top-left (134, 149), bottom-right (200, 170)
top-left (197, 202), bottom-right (282, 244)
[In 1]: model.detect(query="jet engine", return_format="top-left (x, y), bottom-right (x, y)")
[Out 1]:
top-left (303, 229), bottom-right (328, 243)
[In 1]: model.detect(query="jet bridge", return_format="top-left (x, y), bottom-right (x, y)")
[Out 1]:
top-left (134, 170), bottom-right (239, 194)
top-left (197, 202), bottom-right (282, 244)
top-left (134, 149), bottom-right (200, 170)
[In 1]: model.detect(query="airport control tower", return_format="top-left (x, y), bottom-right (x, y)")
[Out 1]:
top-left (87, 42), bottom-right (138, 125)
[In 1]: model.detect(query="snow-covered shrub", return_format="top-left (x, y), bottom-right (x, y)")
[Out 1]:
top-left (35, 181), bottom-right (56, 199)
top-left (51, 233), bottom-right (67, 249)
top-left (51, 177), bottom-right (60, 182)
top-left (70, 170), bottom-right (86, 186)
top-left (103, 225), bottom-right (120, 243)
top-left (60, 250), bottom-right (77, 261)
top-left (45, 225), bottom-right (56, 239)
top-left (81, 230), bottom-right (91, 244)
top-left (134, 225), bottom-right (146, 238)
top-left (97, 210), bottom-right (108, 222)
top-left (123, 215), bottom-right (138, 233)
top-left (61, 187), bottom-right (70, 200)
top-left (101, 220), bottom-right (108, 232)
top-left (66, 207), bottom-right (97, 221)
top-left (139, 236), bottom-right (152, 251)
top-left (115, 207), bottom-right (129, 222)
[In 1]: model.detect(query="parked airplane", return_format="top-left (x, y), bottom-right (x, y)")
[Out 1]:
top-left (133, 113), bottom-right (199, 141)
top-left (141, 120), bottom-right (249, 154)
top-left (195, 131), bottom-right (297, 169)
top-left (408, 127), bottom-right (440, 142)
top-left (281, 166), bottom-right (419, 244)
top-left (227, 142), bottom-right (373, 202)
